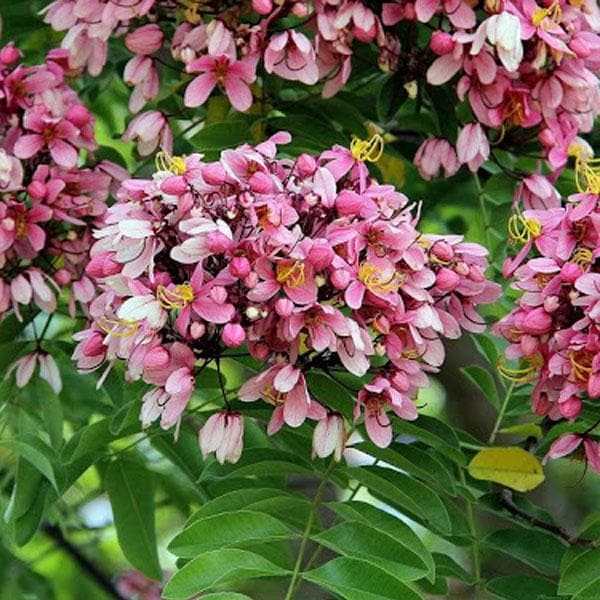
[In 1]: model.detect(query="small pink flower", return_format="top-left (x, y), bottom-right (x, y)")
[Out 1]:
top-left (122, 111), bottom-right (173, 156)
top-left (264, 31), bottom-right (319, 85)
top-left (125, 25), bottom-right (165, 55)
top-left (199, 412), bottom-right (244, 464)
top-left (312, 413), bottom-right (346, 461)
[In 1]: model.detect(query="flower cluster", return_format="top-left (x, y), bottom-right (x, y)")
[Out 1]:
top-left (493, 162), bottom-right (600, 470)
top-left (0, 43), bottom-right (124, 393)
top-left (409, 0), bottom-right (600, 176)
top-left (43, 0), bottom-right (600, 178)
top-left (74, 132), bottom-right (499, 463)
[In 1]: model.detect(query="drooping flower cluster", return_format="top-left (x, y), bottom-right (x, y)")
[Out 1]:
top-left (415, 0), bottom-right (600, 175)
top-left (0, 43), bottom-right (124, 393)
top-left (493, 163), bottom-right (600, 471)
top-left (75, 132), bottom-right (499, 463)
top-left (43, 0), bottom-right (600, 178)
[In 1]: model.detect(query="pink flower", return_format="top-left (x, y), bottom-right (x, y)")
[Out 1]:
top-left (0, 150), bottom-right (23, 191)
top-left (125, 25), bottom-right (164, 55)
top-left (6, 351), bottom-right (62, 394)
top-left (14, 108), bottom-right (81, 168)
top-left (199, 412), bottom-right (244, 464)
top-left (456, 123), bottom-right (490, 171)
top-left (264, 31), bottom-right (319, 85)
top-left (312, 413), bottom-right (346, 461)
top-left (122, 111), bottom-right (173, 156)
top-left (414, 138), bottom-right (460, 180)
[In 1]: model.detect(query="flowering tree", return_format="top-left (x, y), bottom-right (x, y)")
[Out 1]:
top-left (0, 0), bottom-right (600, 598)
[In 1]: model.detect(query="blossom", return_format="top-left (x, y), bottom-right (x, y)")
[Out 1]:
top-left (199, 412), bottom-right (244, 464)
top-left (264, 31), bottom-right (319, 85)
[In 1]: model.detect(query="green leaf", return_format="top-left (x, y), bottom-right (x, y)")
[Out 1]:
top-left (487, 575), bottom-right (557, 600)
top-left (104, 459), bottom-right (162, 580)
top-left (313, 521), bottom-right (430, 581)
top-left (304, 557), bottom-right (423, 600)
top-left (168, 510), bottom-right (295, 558)
top-left (484, 528), bottom-right (566, 575)
top-left (189, 122), bottom-right (250, 157)
top-left (163, 549), bottom-right (289, 599)
top-left (433, 553), bottom-right (477, 585)
top-left (461, 365), bottom-right (500, 409)
top-left (471, 334), bottom-right (500, 367)
top-left (378, 74), bottom-right (408, 122)
top-left (559, 548), bottom-right (600, 597)
top-left (199, 594), bottom-right (254, 600)
top-left (0, 436), bottom-right (59, 491)
top-left (342, 466), bottom-right (451, 534)
top-left (467, 447), bottom-right (545, 492)
top-left (483, 173), bottom-right (516, 206)
top-left (327, 501), bottom-right (434, 580)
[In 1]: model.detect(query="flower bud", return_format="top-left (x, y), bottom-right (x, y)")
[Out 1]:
top-left (252, 0), bottom-right (273, 14)
top-left (190, 322), bottom-right (205, 339)
top-left (125, 24), bottom-right (165, 55)
top-left (275, 298), bottom-right (294, 317)
top-left (82, 332), bottom-right (105, 357)
top-left (330, 269), bottom-right (350, 289)
top-left (430, 32), bottom-right (455, 56)
top-left (308, 242), bottom-right (334, 270)
top-left (521, 307), bottom-right (552, 335)
top-left (66, 104), bottom-right (92, 128)
top-left (559, 396), bottom-right (582, 420)
top-left (201, 163), bottom-right (226, 185)
top-left (54, 268), bottom-right (71, 285)
top-left (222, 323), bottom-right (245, 347)
top-left (431, 240), bottom-right (454, 262)
top-left (27, 181), bottom-right (47, 199)
top-left (230, 256), bottom-right (251, 279)
top-left (249, 171), bottom-right (273, 193)
top-left (0, 44), bottom-right (20, 65)
top-left (436, 267), bottom-right (461, 292)
top-left (336, 190), bottom-right (363, 216)
top-left (161, 175), bottom-right (187, 195)
top-left (143, 346), bottom-right (170, 370)
top-left (561, 262), bottom-right (582, 283)
top-left (296, 153), bottom-right (316, 177)
top-left (210, 285), bottom-right (228, 305)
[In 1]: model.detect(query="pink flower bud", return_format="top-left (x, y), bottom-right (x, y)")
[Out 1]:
top-left (291, 2), bottom-right (308, 17)
top-left (468, 265), bottom-right (485, 283)
top-left (199, 411), bottom-right (244, 464)
top-left (336, 190), bottom-right (363, 216)
top-left (431, 240), bottom-right (454, 262)
top-left (543, 295), bottom-right (560, 312)
top-left (569, 35), bottom-right (590, 58)
top-left (201, 163), bottom-right (226, 185)
top-left (296, 153), bottom-right (316, 176)
top-left (435, 267), bottom-right (461, 292)
top-left (222, 323), bottom-right (245, 347)
top-left (545, 432), bottom-right (582, 460)
top-left (86, 253), bottom-right (121, 278)
top-left (244, 272), bottom-right (259, 288)
top-left (190, 322), bottom-right (205, 339)
top-left (82, 332), bottom-right (105, 357)
top-left (538, 128), bottom-right (556, 147)
top-left (161, 175), bottom-right (187, 195)
top-left (252, 0), bottom-right (273, 14)
top-left (27, 181), bottom-right (47, 199)
top-left (143, 347), bottom-right (170, 370)
top-left (230, 256), bottom-right (251, 279)
top-left (521, 307), bottom-right (552, 335)
top-left (275, 298), bottom-right (294, 317)
top-left (561, 262), bottom-right (582, 283)
top-left (66, 104), bottom-right (92, 128)
top-left (430, 31), bottom-right (455, 56)
top-left (125, 24), bottom-right (165, 55)
top-left (560, 395), bottom-right (582, 419)
top-left (251, 341), bottom-right (270, 360)
top-left (0, 44), bottom-right (20, 65)
top-left (312, 413), bottom-right (345, 461)
top-left (54, 268), bottom-right (71, 285)
top-left (330, 269), bottom-right (350, 290)
top-left (308, 242), bottom-right (334, 270)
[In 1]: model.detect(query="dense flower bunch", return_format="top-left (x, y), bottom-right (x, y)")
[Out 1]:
top-left (493, 163), bottom-right (600, 470)
top-left (74, 132), bottom-right (499, 463)
top-left (0, 42), bottom-right (123, 393)
top-left (43, 0), bottom-right (600, 175)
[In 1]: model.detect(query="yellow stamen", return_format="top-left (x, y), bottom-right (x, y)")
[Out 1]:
top-left (569, 350), bottom-right (593, 382)
top-left (532, 0), bottom-right (562, 27)
top-left (507, 214), bottom-right (542, 244)
top-left (263, 386), bottom-right (286, 405)
top-left (156, 283), bottom-right (194, 310)
top-left (350, 134), bottom-right (384, 163)
top-left (497, 354), bottom-right (543, 384)
top-left (276, 261), bottom-right (305, 288)
top-left (155, 151), bottom-right (187, 175)
top-left (572, 152), bottom-right (600, 195)
top-left (98, 316), bottom-right (139, 338)
top-left (570, 247), bottom-right (594, 269)
top-left (358, 262), bottom-right (402, 294)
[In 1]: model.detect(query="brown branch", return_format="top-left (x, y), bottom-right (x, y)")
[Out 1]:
top-left (43, 524), bottom-right (128, 600)
top-left (498, 489), bottom-right (597, 549)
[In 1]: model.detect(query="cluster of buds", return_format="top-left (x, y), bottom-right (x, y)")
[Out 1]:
top-left (0, 42), bottom-right (123, 393)
top-left (494, 155), bottom-right (600, 471)
top-left (74, 132), bottom-right (499, 463)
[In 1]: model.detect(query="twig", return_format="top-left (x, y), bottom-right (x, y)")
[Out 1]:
top-left (43, 523), bottom-right (128, 600)
top-left (498, 489), bottom-right (597, 549)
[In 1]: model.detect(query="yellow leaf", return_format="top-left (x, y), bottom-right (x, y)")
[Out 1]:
top-left (498, 423), bottom-right (543, 440)
top-left (467, 447), bottom-right (545, 492)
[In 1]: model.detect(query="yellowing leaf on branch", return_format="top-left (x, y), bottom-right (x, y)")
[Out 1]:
top-left (467, 447), bottom-right (545, 493)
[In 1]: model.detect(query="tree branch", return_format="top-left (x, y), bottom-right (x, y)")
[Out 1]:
top-left (43, 523), bottom-right (128, 600)
top-left (498, 489), bottom-right (597, 549)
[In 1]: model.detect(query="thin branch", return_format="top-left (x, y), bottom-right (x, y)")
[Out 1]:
top-left (498, 489), bottom-right (597, 549)
top-left (43, 523), bottom-right (128, 600)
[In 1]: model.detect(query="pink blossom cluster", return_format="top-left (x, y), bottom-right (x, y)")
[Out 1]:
top-left (43, 0), bottom-right (400, 156)
top-left (413, 0), bottom-right (600, 176)
top-left (0, 42), bottom-right (124, 394)
top-left (74, 132), bottom-right (499, 463)
top-left (493, 176), bottom-right (600, 471)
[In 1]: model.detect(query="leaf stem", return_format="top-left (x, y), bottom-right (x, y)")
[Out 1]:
top-left (488, 382), bottom-right (515, 445)
top-left (284, 460), bottom-right (336, 600)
